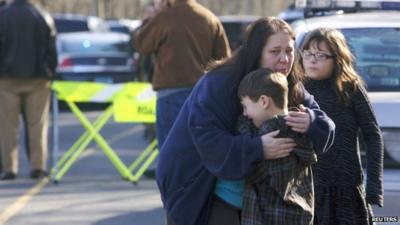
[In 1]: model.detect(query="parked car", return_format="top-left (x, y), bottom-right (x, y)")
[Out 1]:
top-left (279, 3), bottom-right (305, 23)
top-left (219, 15), bottom-right (259, 50)
top-left (107, 19), bottom-right (141, 35)
top-left (56, 31), bottom-right (137, 83)
top-left (291, 9), bottom-right (400, 167)
top-left (54, 13), bottom-right (109, 33)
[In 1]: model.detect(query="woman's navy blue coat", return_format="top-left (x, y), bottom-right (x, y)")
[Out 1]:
top-left (156, 70), bottom-right (335, 225)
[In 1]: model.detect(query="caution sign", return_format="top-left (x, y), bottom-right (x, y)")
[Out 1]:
top-left (113, 83), bottom-right (156, 123)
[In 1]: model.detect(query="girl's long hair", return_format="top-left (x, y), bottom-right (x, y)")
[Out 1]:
top-left (298, 28), bottom-right (364, 104)
top-left (208, 17), bottom-right (304, 107)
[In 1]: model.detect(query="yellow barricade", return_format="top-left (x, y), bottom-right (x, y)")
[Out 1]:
top-left (51, 81), bottom-right (158, 184)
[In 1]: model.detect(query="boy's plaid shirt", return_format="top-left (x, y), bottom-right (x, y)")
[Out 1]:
top-left (237, 115), bottom-right (317, 225)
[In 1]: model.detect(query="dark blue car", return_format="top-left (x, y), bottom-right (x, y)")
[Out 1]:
top-left (56, 31), bottom-right (138, 83)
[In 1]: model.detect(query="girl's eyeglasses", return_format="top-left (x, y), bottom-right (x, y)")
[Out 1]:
top-left (301, 50), bottom-right (334, 61)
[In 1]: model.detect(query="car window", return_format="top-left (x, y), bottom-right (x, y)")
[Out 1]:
top-left (55, 19), bottom-right (88, 33)
top-left (61, 39), bottom-right (131, 54)
top-left (110, 26), bottom-right (130, 34)
top-left (341, 28), bottom-right (400, 92)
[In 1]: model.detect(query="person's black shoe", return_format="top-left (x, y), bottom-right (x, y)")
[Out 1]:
top-left (1, 172), bottom-right (17, 180)
top-left (30, 169), bottom-right (48, 179)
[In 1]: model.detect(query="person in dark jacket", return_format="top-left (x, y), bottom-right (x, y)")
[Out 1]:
top-left (0, 0), bottom-right (57, 180)
top-left (133, 0), bottom-right (230, 149)
top-left (298, 28), bottom-right (383, 225)
top-left (236, 68), bottom-right (316, 225)
top-left (156, 17), bottom-right (335, 225)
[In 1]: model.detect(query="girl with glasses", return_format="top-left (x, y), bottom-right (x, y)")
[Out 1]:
top-left (297, 27), bottom-right (384, 225)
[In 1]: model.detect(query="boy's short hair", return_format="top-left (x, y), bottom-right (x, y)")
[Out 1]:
top-left (238, 68), bottom-right (288, 109)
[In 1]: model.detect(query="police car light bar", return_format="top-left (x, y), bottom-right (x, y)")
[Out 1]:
top-left (295, 0), bottom-right (400, 10)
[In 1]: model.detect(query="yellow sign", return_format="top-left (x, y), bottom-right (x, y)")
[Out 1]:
top-left (113, 83), bottom-right (156, 123)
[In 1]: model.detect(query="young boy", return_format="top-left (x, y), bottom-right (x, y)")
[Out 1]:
top-left (237, 68), bottom-right (317, 225)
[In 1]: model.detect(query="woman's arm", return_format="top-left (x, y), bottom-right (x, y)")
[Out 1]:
top-left (187, 73), bottom-right (295, 180)
top-left (188, 74), bottom-right (263, 180)
top-left (286, 85), bottom-right (336, 154)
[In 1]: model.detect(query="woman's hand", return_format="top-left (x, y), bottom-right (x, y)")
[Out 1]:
top-left (285, 105), bottom-right (311, 133)
top-left (261, 130), bottom-right (295, 159)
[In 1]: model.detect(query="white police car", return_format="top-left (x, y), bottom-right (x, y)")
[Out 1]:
top-left (291, 1), bottom-right (400, 166)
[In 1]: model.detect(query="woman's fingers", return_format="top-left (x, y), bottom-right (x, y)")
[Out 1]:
top-left (285, 111), bottom-right (310, 133)
top-left (299, 104), bottom-right (307, 112)
top-left (286, 121), bottom-right (307, 132)
top-left (277, 142), bottom-right (296, 151)
top-left (260, 107), bottom-right (311, 160)
top-left (275, 151), bottom-right (291, 158)
top-left (264, 129), bottom-right (280, 138)
top-left (261, 131), bottom-right (295, 159)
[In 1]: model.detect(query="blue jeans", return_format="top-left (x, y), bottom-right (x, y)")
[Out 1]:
top-left (156, 88), bottom-right (192, 150)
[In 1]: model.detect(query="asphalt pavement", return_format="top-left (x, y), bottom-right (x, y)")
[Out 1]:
top-left (0, 111), bottom-right (399, 225)
top-left (0, 111), bottom-right (164, 225)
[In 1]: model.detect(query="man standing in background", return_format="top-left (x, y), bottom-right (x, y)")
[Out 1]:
top-left (133, 0), bottom-right (230, 150)
top-left (0, 0), bottom-right (57, 180)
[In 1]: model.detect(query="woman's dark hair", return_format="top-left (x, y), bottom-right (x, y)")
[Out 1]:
top-left (209, 17), bottom-right (303, 107)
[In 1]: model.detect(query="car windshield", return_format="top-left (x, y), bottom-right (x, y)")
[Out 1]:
top-left (55, 20), bottom-right (88, 33)
top-left (341, 28), bottom-right (400, 92)
top-left (61, 38), bottom-right (130, 54)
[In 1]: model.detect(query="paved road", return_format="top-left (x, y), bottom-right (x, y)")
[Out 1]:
top-left (1, 110), bottom-right (164, 225)
top-left (0, 111), bottom-right (399, 225)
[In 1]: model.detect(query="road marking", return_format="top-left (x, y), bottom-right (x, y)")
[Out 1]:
top-left (0, 178), bottom-right (49, 225)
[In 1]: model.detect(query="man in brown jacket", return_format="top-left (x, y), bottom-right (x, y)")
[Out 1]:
top-left (133, 0), bottom-right (230, 150)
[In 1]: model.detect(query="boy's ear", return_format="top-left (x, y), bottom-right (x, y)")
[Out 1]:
top-left (259, 95), bottom-right (270, 109)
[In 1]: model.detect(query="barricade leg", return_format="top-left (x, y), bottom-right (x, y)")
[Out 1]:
top-left (67, 102), bottom-right (133, 181)
top-left (128, 139), bottom-right (157, 171)
top-left (128, 139), bottom-right (159, 183)
top-left (52, 105), bottom-right (114, 182)
top-left (130, 149), bottom-right (159, 184)
top-left (51, 92), bottom-right (59, 178)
